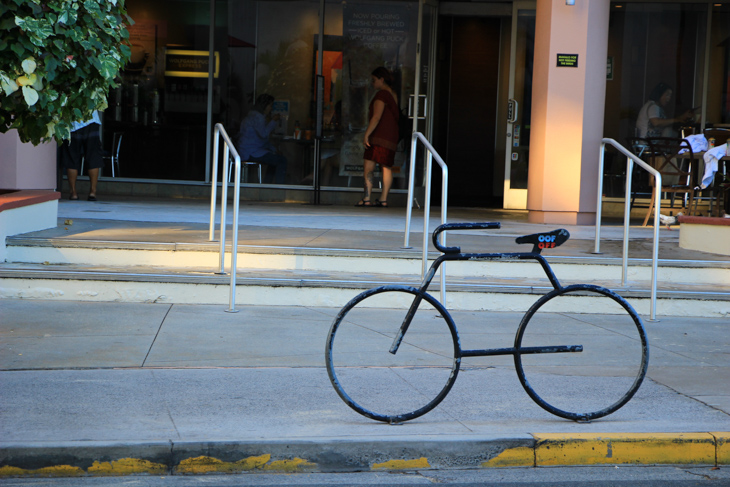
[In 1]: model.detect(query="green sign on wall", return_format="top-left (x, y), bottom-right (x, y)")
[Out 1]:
top-left (556, 53), bottom-right (578, 68)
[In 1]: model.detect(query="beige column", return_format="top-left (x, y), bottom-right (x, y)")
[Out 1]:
top-left (527, 0), bottom-right (610, 225)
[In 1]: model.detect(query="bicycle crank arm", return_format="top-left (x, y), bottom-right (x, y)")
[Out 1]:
top-left (461, 345), bottom-right (583, 357)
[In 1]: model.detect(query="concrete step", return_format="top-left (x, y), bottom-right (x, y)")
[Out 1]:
top-left (6, 235), bottom-right (730, 286)
top-left (1, 252), bottom-right (728, 318)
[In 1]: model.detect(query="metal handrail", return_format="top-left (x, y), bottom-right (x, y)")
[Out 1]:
top-left (403, 131), bottom-right (448, 303)
top-left (595, 138), bottom-right (661, 321)
top-left (208, 123), bottom-right (242, 313)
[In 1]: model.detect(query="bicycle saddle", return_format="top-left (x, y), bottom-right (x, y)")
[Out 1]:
top-left (515, 229), bottom-right (570, 254)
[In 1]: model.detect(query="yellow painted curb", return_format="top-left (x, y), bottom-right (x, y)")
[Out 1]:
top-left (482, 446), bottom-right (535, 467)
top-left (1, 454), bottom-right (318, 478)
top-left (175, 455), bottom-right (315, 474)
top-left (263, 458), bottom-right (317, 472)
top-left (176, 454), bottom-right (274, 474)
top-left (372, 457), bottom-right (430, 470)
top-left (713, 432), bottom-right (730, 465)
top-left (0, 466), bottom-right (30, 477)
top-left (88, 458), bottom-right (166, 476)
top-left (0, 465), bottom-right (85, 477)
top-left (535, 433), bottom-right (716, 466)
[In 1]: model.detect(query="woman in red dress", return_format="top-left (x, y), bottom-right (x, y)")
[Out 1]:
top-left (356, 67), bottom-right (399, 207)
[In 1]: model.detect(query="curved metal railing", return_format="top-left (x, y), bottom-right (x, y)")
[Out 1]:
top-left (403, 131), bottom-right (448, 303)
top-left (595, 138), bottom-right (661, 321)
top-left (208, 123), bottom-right (242, 313)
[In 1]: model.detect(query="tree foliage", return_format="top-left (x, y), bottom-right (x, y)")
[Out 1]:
top-left (0, 0), bottom-right (132, 145)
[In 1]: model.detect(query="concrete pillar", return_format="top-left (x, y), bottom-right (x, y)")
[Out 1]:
top-left (527, 0), bottom-right (610, 225)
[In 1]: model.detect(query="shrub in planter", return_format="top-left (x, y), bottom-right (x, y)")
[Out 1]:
top-left (0, 0), bottom-right (132, 146)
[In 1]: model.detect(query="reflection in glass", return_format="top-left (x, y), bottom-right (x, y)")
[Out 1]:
top-left (510, 10), bottom-right (535, 191)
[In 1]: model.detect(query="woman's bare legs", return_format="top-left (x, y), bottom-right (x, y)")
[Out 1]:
top-left (362, 159), bottom-right (376, 203)
top-left (379, 166), bottom-right (393, 205)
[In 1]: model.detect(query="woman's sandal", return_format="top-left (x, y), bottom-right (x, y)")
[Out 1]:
top-left (355, 199), bottom-right (373, 207)
top-left (375, 199), bottom-right (388, 207)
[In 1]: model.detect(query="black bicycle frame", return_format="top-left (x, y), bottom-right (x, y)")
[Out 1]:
top-left (389, 222), bottom-right (583, 358)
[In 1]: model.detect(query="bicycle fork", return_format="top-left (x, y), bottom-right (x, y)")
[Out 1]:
top-left (389, 258), bottom-right (443, 355)
top-left (389, 293), bottom-right (423, 355)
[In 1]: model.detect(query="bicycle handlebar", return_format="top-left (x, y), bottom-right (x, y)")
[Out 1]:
top-left (432, 222), bottom-right (501, 254)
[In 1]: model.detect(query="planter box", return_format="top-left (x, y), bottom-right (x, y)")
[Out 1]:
top-left (677, 215), bottom-right (730, 256)
top-left (0, 130), bottom-right (59, 261)
top-left (0, 190), bottom-right (60, 262)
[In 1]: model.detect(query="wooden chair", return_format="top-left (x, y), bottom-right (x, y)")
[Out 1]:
top-left (641, 137), bottom-right (696, 227)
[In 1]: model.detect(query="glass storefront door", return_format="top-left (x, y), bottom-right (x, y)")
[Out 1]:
top-left (229, 0), bottom-right (426, 193)
top-left (403, 0), bottom-right (437, 197)
top-left (503, 1), bottom-right (535, 210)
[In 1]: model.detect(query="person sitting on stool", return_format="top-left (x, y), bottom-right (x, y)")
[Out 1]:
top-left (236, 94), bottom-right (287, 184)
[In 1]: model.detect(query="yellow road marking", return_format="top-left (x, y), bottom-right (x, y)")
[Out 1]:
top-left (482, 446), bottom-right (535, 467)
top-left (88, 458), bottom-right (166, 475)
top-left (534, 433), bottom-right (716, 466)
top-left (372, 457), bottom-right (430, 470)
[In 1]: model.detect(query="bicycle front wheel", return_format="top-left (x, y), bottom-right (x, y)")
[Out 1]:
top-left (514, 284), bottom-right (649, 421)
top-left (325, 286), bottom-right (461, 423)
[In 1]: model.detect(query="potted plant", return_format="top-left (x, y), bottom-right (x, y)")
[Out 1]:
top-left (0, 0), bottom-right (132, 246)
top-left (1, 0), bottom-right (132, 146)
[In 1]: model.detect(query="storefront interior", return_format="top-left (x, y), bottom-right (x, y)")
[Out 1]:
top-left (97, 0), bottom-right (729, 208)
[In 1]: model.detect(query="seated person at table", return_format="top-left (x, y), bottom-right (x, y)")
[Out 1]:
top-left (636, 82), bottom-right (694, 138)
top-left (236, 94), bottom-right (287, 184)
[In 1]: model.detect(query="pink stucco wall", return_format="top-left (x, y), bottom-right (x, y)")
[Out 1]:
top-left (0, 130), bottom-right (57, 190)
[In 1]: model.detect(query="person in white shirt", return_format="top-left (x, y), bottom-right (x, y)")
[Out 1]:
top-left (58, 111), bottom-right (103, 201)
top-left (636, 82), bottom-right (694, 139)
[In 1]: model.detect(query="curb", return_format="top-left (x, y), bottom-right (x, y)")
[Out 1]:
top-left (1, 433), bottom-right (728, 478)
top-left (485, 432), bottom-right (729, 467)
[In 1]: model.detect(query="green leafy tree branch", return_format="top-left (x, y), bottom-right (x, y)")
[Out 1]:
top-left (0, 0), bottom-right (132, 145)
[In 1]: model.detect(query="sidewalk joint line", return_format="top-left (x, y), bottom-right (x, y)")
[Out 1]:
top-left (302, 228), bottom-right (334, 247)
top-left (142, 304), bottom-right (173, 367)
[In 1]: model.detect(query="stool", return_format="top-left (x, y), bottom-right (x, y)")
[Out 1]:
top-left (228, 160), bottom-right (262, 183)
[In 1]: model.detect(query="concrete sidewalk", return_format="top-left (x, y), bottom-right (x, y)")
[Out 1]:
top-left (1, 299), bottom-right (729, 476)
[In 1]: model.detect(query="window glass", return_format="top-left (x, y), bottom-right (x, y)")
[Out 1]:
top-left (604, 3), bottom-right (708, 144)
top-left (107, 0), bottom-right (423, 191)
top-left (602, 3), bottom-right (717, 197)
top-left (107, 0), bottom-right (212, 181)
top-left (224, 0), bottom-right (418, 189)
top-left (707, 4), bottom-right (730, 125)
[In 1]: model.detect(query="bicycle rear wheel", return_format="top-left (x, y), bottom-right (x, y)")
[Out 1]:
top-left (514, 284), bottom-right (648, 421)
top-left (325, 286), bottom-right (461, 423)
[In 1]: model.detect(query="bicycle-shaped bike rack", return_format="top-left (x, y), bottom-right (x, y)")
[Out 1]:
top-left (325, 222), bottom-right (650, 424)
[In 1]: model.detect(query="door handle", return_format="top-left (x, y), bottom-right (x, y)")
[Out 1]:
top-left (507, 99), bottom-right (518, 123)
top-left (408, 94), bottom-right (428, 119)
